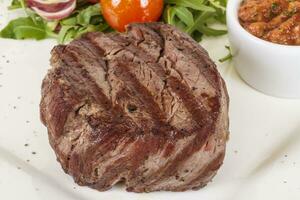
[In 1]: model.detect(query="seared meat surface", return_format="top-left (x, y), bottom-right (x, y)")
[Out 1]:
top-left (40, 23), bottom-right (229, 192)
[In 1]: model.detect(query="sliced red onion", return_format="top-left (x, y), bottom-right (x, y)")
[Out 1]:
top-left (29, 0), bottom-right (71, 4)
top-left (27, 0), bottom-right (76, 20)
top-left (27, 0), bottom-right (74, 13)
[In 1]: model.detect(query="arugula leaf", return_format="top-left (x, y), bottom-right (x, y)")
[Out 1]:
top-left (192, 31), bottom-right (203, 42)
top-left (165, 0), bottom-right (216, 12)
top-left (60, 16), bottom-right (78, 26)
top-left (208, 0), bottom-right (226, 11)
top-left (76, 4), bottom-right (102, 26)
top-left (163, 5), bottom-right (176, 25)
top-left (57, 3), bottom-right (109, 43)
top-left (46, 21), bottom-right (59, 32)
top-left (219, 46), bottom-right (233, 63)
top-left (164, 0), bottom-right (227, 42)
top-left (173, 6), bottom-right (194, 27)
top-left (0, 17), bottom-right (48, 40)
top-left (8, 0), bottom-right (22, 10)
top-left (185, 11), bottom-right (214, 34)
top-left (64, 29), bottom-right (78, 42)
top-left (58, 25), bottom-right (75, 44)
top-left (196, 25), bottom-right (227, 36)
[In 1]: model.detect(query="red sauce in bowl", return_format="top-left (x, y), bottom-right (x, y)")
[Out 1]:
top-left (239, 0), bottom-right (300, 45)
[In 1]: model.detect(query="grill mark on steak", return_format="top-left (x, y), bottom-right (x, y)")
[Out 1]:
top-left (126, 134), bottom-right (197, 191)
top-left (148, 23), bottom-right (222, 93)
top-left (92, 33), bottom-right (170, 119)
top-left (51, 48), bottom-right (113, 172)
top-left (84, 32), bottom-right (167, 97)
top-left (66, 39), bottom-right (114, 102)
top-left (74, 135), bottom-right (135, 185)
top-left (109, 48), bottom-right (201, 137)
top-left (154, 26), bottom-right (222, 116)
top-left (40, 22), bottom-right (229, 192)
top-left (120, 25), bottom-right (220, 188)
top-left (73, 24), bottom-right (218, 188)
top-left (80, 34), bottom-right (175, 135)
top-left (141, 119), bottom-right (215, 189)
top-left (58, 49), bottom-right (111, 109)
top-left (108, 59), bottom-right (176, 135)
top-left (105, 25), bottom-right (218, 189)
top-left (84, 26), bottom-right (214, 132)
top-left (87, 35), bottom-right (201, 187)
top-left (42, 46), bottom-right (86, 138)
top-left (167, 77), bottom-right (214, 130)
top-left (55, 43), bottom-right (172, 187)
top-left (91, 136), bottom-right (165, 190)
top-left (53, 46), bottom-right (147, 175)
top-left (57, 48), bottom-right (140, 130)
top-left (84, 33), bottom-right (181, 134)
top-left (121, 24), bottom-right (218, 122)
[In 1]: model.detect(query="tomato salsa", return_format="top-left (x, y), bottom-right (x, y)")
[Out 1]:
top-left (239, 0), bottom-right (300, 45)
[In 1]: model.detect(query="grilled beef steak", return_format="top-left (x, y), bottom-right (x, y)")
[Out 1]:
top-left (40, 23), bottom-right (229, 192)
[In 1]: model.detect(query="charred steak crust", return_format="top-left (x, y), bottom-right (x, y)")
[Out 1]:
top-left (40, 22), bottom-right (229, 192)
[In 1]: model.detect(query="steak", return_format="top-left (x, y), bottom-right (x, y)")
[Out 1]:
top-left (40, 22), bottom-right (229, 192)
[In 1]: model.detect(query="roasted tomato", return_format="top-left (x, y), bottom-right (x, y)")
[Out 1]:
top-left (101, 0), bottom-right (163, 32)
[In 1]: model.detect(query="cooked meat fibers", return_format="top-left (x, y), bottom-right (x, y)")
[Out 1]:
top-left (40, 23), bottom-right (229, 192)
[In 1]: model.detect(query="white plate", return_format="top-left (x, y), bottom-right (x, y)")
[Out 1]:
top-left (1, 2), bottom-right (300, 200)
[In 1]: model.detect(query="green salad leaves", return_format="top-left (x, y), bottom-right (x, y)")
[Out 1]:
top-left (1, 1), bottom-right (111, 43)
top-left (0, 17), bottom-right (47, 40)
top-left (164, 0), bottom-right (227, 42)
top-left (57, 3), bottom-right (111, 43)
top-left (0, 0), bottom-right (227, 43)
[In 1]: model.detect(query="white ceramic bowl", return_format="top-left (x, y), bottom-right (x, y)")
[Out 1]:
top-left (227, 0), bottom-right (300, 98)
